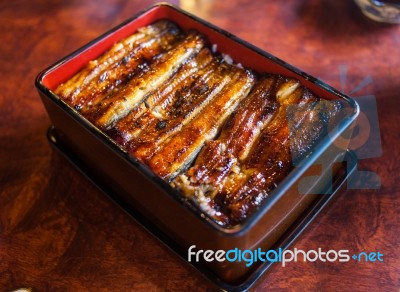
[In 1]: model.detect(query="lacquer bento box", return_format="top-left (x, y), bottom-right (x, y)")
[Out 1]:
top-left (35, 3), bottom-right (359, 290)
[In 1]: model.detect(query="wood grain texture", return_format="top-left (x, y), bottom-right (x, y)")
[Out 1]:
top-left (0, 0), bottom-right (399, 291)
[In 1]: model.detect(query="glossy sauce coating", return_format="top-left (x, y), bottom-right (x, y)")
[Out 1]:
top-left (55, 20), bottom-right (342, 227)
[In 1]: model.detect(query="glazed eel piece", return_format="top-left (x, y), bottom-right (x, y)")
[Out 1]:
top-left (112, 47), bottom-right (215, 145)
top-left (212, 80), bottom-right (343, 225)
top-left (127, 55), bottom-right (232, 161)
top-left (90, 31), bottom-right (206, 129)
top-left (76, 24), bottom-right (182, 111)
top-left (55, 20), bottom-right (179, 105)
top-left (172, 76), bottom-right (281, 198)
top-left (148, 66), bottom-right (255, 179)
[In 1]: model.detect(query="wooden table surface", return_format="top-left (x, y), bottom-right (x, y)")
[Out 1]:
top-left (0, 0), bottom-right (399, 291)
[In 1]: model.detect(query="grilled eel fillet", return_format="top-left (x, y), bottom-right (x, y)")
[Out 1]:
top-left (127, 57), bottom-right (232, 161)
top-left (112, 47), bottom-right (216, 145)
top-left (55, 21), bottom-right (344, 227)
top-left (172, 76), bottom-right (280, 197)
top-left (76, 26), bottom-right (182, 111)
top-left (91, 31), bottom-right (206, 129)
top-left (55, 20), bottom-right (181, 106)
top-left (174, 77), bottom-right (343, 225)
top-left (148, 67), bottom-right (255, 179)
top-left (215, 83), bottom-right (343, 225)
